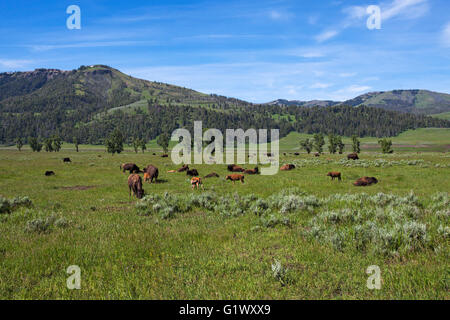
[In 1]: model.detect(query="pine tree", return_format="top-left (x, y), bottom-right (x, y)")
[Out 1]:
top-left (105, 129), bottom-right (124, 155)
top-left (157, 132), bottom-right (170, 154)
top-left (378, 138), bottom-right (393, 154)
top-left (300, 138), bottom-right (313, 154)
top-left (74, 137), bottom-right (79, 152)
top-left (29, 137), bottom-right (42, 152)
top-left (352, 135), bottom-right (361, 153)
top-left (328, 134), bottom-right (337, 154)
top-left (16, 137), bottom-right (23, 151)
top-left (336, 136), bottom-right (345, 154)
top-left (313, 133), bottom-right (325, 154)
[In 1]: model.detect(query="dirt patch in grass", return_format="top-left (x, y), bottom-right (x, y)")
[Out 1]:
top-left (60, 185), bottom-right (96, 191)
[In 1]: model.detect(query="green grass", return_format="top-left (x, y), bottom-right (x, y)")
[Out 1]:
top-left (0, 145), bottom-right (449, 299)
top-left (278, 128), bottom-right (450, 152)
top-left (432, 112), bottom-right (450, 120)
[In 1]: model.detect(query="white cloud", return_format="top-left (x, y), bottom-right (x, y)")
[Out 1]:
top-left (310, 82), bottom-right (333, 89)
top-left (339, 72), bottom-right (357, 78)
top-left (0, 59), bottom-right (33, 69)
top-left (268, 10), bottom-right (293, 21)
top-left (442, 22), bottom-right (450, 47)
top-left (382, 0), bottom-right (429, 21)
top-left (315, 30), bottom-right (339, 43)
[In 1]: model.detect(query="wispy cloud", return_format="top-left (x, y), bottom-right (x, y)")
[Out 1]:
top-left (0, 59), bottom-right (33, 69)
top-left (28, 41), bottom-right (158, 52)
top-left (316, 30), bottom-right (339, 43)
top-left (310, 82), bottom-right (333, 89)
top-left (382, 0), bottom-right (429, 20)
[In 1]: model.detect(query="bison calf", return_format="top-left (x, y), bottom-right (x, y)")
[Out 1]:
top-left (226, 174), bottom-right (245, 184)
top-left (280, 164), bottom-right (295, 171)
top-left (191, 177), bottom-right (203, 189)
top-left (327, 172), bottom-right (341, 181)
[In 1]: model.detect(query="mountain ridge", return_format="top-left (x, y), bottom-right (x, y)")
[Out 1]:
top-left (268, 89), bottom-right (450, 115)
top-left (0, 65), bottom-right (448, 144)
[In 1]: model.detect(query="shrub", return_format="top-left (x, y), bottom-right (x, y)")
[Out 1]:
top-left (271, 259), bottom-right (291, 286)
top-left (25, 218), bottom-right (51, 233)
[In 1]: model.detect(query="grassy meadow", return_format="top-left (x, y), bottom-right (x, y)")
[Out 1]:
top-left (0, 129), bottom-right (449, 299)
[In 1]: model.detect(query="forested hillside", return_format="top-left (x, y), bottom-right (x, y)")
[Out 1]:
top-left (0, 65), bottom-right (449, 144)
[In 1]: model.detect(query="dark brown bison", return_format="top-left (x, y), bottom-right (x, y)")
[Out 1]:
top-left (280, 164), bottom-right (295, 171)
top-left (45, 171), bottom-right (55, 176)
top-left (177, 164), bottom-right (189, 172)
top-left (63, 158), bottom-right (71, 163)
top-left (314, 153), bottom-right (320, 157)
top-left (353, 177), bottom-right (378, 187)
top-left (204, 172), bottom-right (220, 178)
top-left (161, 154), bottom-right (169, 158)
top-left (327, 172), bottom-right (342, 181)
top-left (294, 152), bottom-right (300, 156)
top-left (128, 174), bottom-right (144, 199)
top-left (186, 169), bottom-right (199, 176)
top-left (120, 163), bottom-right (140, 174)
top-left (143, 165), bottom-right (158, 183)
top-left (226, 174), bottom-right (245, 184)
top-left (244, 167), bottom-right (259, 174)
top-left (347, 153), bottom-right (359, 160)
top-left (227, 164), bottom-right (245, 172)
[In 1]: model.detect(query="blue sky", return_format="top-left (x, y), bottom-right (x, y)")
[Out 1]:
top-left (0, 0), bottom-right (449, 102)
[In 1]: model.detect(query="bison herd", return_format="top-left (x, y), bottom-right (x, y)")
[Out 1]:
top-left (44, 152), bottom-right (379, 200)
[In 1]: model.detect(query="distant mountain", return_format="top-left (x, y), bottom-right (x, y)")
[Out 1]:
top-left (0, 65), bottom-right (251, 115)
top-left (341, 90), bottom-right (450, 115)
top-left (268, 99), bottom-right (340, 108)
top-left (270, 90), bottom-right (450, 115)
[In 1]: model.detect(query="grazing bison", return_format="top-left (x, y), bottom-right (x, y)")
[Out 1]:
top-left (186, 169), bottom-right (199, 177)
top-left (44, 171), bottom-right (55, 176)
top-left (227, 164), bottom-right (245, 172)
top-left (347, 153), bottom-right (359, 160)
top-left (191, 177), bottom-right (203, 189)
top-left (327, 172), bottom-right (342, 181)
top-left (280, 164), bottom-right (295, 171)
top-left (63, 158), bottom-right (71, 163)
top-left (226, 174), bottom-right (245, 184)
top-left (353, 177), bottom-right (378, 187)
top-left (120, 163), bottom-right (140, 174)
top-left (143, 165), bottom-right (158, 183)
top-left (128, 174), bottom-right (144, 199)
top-left (161, 154), bottom-right (168, 158)
top-left (294, 152), bottom-right (300, 156)
top-left (204, 172), bottom-right (220, 178)
top-left (314, 153), bottom-right (320, 157)
top-left (244, 167), bottom-right (259, 174)
top-left (177, 164), bottom-right (189, 172)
